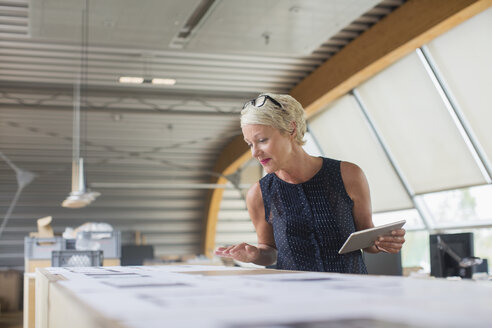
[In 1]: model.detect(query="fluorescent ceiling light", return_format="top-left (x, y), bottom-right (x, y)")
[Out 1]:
top-left (118, 77), bottom-right (176, 85)
top-left (119, 76), bottom-right (144, 84)
top-left (151, 78), bottom-right (176, 85)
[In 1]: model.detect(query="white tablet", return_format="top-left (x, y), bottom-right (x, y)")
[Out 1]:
top-left (338, 220), bottom-right (406, 254)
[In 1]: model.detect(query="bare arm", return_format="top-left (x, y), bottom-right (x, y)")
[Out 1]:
top-left (215, 182), bottom-right (277, 266)
top-left (341, 162), bottom-right (405, 254)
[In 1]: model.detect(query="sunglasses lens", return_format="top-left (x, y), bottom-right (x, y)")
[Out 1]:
top-left (255, 95), bottom-right (267, 107)
top-left (242, 95), bottom-right (281, 110)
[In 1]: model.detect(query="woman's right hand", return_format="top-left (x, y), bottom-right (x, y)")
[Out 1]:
top-left (214, 243), bottom-right (260, 263)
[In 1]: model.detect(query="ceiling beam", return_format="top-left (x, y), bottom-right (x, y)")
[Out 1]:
top-left (290, 0), bottom-right (492, 118)
top-left (0, 103), bottom-right (241, 117)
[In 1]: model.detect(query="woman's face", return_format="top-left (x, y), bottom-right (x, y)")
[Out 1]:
top-left (242, 124), bottom-right (293, 173)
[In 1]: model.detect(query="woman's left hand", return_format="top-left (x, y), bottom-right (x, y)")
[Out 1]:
top-left (374, 229), bottom-right (406, 253)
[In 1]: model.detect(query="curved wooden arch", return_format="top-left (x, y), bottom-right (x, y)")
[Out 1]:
top-left (203, 134), bottom-right (251, 257)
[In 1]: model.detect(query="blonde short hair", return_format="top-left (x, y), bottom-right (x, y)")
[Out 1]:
top-left (240, 93), bottom-right (307, 145)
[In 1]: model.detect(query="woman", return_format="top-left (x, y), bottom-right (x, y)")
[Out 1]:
top-left (215, 93), bottom-right (405, 273)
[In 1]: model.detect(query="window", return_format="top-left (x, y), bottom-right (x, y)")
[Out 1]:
top-left (373, 209), bottom-right (424, 231)
top-left (401, 230), bottom-right (430, 272)
top-left (418, 185), bottom-right (492, 228)
top-left (356, 51), bottom-right (486, 194)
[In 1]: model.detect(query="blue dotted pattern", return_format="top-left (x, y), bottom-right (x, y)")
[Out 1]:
top-left (259, 157), bottom-right (367, 273)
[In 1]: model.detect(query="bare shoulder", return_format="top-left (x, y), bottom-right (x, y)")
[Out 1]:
top-left (246, 181), bottom-right (263, 209)
top-left (340, 161), bottom-right (362, 174)
top-left (340, 161), bottom-right (364, 180)
top-left (340, 161), bottom-right (369, 200)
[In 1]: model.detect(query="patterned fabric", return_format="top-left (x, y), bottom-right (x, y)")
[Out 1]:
top-left (259, 157), bottom-right (367, 273)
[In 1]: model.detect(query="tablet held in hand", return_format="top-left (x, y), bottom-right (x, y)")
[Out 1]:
top-left (338, 220), bottom-right (406, 254)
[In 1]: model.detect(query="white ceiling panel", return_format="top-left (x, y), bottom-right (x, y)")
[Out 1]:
top-left (185, 0), bottom-right (380, 55)
top-left (30, 0), bottom-right (202, 49)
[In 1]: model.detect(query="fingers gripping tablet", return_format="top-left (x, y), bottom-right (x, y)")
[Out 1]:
top-left (338, 220), bottom-right (406, 254)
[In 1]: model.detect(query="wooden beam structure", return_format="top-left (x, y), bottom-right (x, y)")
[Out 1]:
top-left (203, 134), bottom-right (250, 257)
top-left (291, 0), bottom-right (492, 118)
top-left (203, 0), bottom-right (492, 256)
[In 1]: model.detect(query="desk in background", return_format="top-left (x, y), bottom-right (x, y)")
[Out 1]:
top-left (24, 235), bottom-right (121, 328)
top-left (24, 259), bottom-right (120, 328)
top-left (36, 265), bottom-right (492, 328)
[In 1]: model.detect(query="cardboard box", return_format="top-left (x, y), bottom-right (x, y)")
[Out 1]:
top-left (0, 270), bottom-right (22, 312)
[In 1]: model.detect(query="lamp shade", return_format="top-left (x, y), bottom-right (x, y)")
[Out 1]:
top-left (62, 158), bottom-right (100, 208)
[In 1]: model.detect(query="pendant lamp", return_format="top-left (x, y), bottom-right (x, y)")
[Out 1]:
top-left (62, 0), bottom-right (99, 208)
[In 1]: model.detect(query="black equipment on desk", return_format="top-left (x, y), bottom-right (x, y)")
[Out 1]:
top-left (430, 232), bottom-right (485, 278)
top-left (121, 244), bottom-right (154, 266)
top-left (363, 251), bottom-right (402, 276)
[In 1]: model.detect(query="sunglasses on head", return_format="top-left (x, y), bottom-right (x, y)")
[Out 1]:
top-left (243, 95), bottom-right (283, 110)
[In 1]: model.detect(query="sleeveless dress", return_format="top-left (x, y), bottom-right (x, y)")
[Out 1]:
top-left (259, 157), bottom-right (367, 273)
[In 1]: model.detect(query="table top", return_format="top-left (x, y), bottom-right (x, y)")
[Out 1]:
top-left (39, 265), bottom-right (492, 328)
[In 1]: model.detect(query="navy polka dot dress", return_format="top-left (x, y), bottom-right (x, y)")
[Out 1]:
top-left (259, 157), bottom-right (368, 274)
